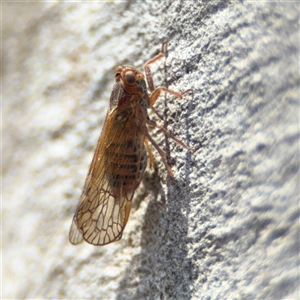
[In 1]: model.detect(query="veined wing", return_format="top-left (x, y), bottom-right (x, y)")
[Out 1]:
top-left (69, 181), bottom-right (132, 245)
top-left (69, 110), bottom-right (143, 246)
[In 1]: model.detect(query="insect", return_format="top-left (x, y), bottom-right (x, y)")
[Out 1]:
top-left (69, 42), bottom-right (193, 246)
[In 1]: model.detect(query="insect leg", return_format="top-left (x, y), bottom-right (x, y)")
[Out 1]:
top-left (147, 118), bottom-right (194, 153)
top-left (150, 106), bottom-right (164, 121)
top-left (148, 86), bottom-right (193, 132)
top-left (144, 41), bottom-right (168, 92)
top-left (144, 137), bottom-right (155, 169)
top-left (145, 131), bottom-right (174, 178)
top-left (148, 86), bottom-right (188, 107)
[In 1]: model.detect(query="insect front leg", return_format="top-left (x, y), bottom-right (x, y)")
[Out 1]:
top-left (144, 41), bottom-right (193, 100)
top-left (144, 41), bottom-right (167, 92)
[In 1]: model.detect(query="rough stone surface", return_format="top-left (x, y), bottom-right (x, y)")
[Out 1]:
top-left (3, 1), bottom-right (299, 299)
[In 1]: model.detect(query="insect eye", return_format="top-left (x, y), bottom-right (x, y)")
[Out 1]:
top-left (124, 71), bottom-right (135, 84)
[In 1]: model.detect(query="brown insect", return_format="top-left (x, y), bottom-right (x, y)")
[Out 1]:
top-left (69, 42), bottom-right (193, 246)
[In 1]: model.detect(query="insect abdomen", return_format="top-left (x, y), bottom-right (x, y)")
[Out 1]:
top-left (106, 138), bottom-right (147, 191)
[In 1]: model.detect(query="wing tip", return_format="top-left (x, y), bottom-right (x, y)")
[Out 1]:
top-left (69, 219), bottom-right (84, 245)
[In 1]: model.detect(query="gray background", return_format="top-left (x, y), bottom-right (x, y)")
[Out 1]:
top-left (2, 1), bottom-right (299, 299)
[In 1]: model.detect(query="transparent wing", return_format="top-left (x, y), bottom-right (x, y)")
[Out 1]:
top-left (69, 218), bottom-right (84, 244)
top-left (69, 181), bottom-right (133, 245)
top-left (69, 112), bottom-right (141, 246)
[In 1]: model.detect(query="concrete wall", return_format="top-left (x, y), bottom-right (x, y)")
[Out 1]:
top-left (3, 1), bottom-right (299, 299)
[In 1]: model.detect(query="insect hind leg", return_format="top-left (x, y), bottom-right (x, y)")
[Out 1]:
top-left (145, 131), bottom-right (174, 179)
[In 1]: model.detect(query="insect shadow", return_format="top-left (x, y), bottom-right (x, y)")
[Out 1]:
top-left (116, 158), bottom-right (195, 299)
